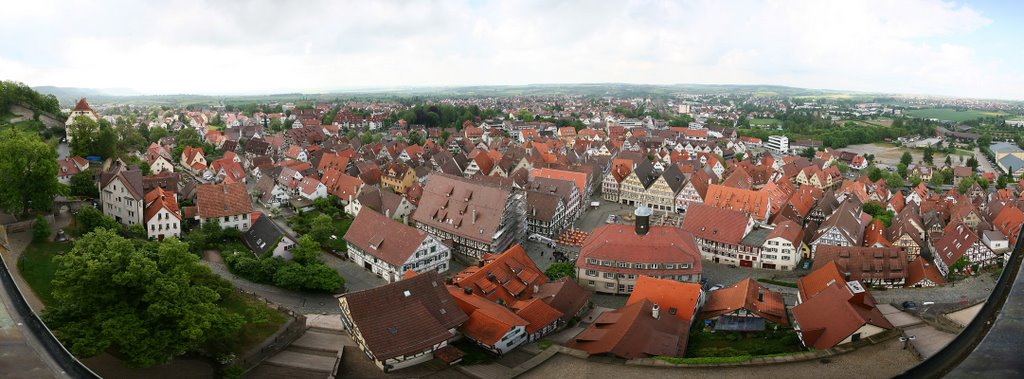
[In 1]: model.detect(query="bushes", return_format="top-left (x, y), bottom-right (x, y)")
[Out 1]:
top-left (32, 216), bottom-right (49, 242)
top-left (223, 244), bottom-right (345, 293)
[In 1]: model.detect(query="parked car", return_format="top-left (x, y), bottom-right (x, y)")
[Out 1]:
top-left (709, 284), bottom-right (725, 291)
top-left (902, 301), bottom-right (917, 310)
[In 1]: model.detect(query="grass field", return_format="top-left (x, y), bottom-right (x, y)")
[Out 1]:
top-left (17, 240), bottom-right (72, 306)
top-left (905, 108), bottom-right (1007, 122)
top-left (749, 118), bottom-right (780, 126)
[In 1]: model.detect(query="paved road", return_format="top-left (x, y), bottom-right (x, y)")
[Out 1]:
top-left (202, 259), bottom-right (342, 314)
top-left (0, 251), bottom-right (65, 378)
top-left (972, 147), bottom-right (996, 174)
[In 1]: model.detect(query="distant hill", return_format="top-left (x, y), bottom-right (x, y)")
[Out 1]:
top-left (32, 86), bottom-right (141, 105)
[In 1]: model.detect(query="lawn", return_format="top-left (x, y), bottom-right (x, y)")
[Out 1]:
top-left (453, 339), bottom-right (494, 365)
top-left (17, 240), bottom-right (73, 306)
top-left (905, 108), bottom-right (1006, 122)
top-left (685, 326), bottom-right (805, 358)
top-left (749, 118), bottom-right (780, 126)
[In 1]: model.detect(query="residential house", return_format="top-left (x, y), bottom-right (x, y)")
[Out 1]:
top-left (180, 146), bottom-right (207, 174)
top-left (381, 162), bottom-right (417, 194)
top-left (905, 256), bottom-right (945, 288)
top-left (338, 271), bottom-right (469, 373)
top-left (701, 278), bottom-right (788, 331)
top-left (345, 186), bottom-right (416, 221)
top-left (98, 160), bottom-right (145, 226)
top-left (143, 187), bottom-right (180, 240)
top-left (195, 182), bottom-right (254, 231)
top-left (567, 276), bottom-right (703, 359)
top-left (932, 221), bottom-right (999, 277)
top-left (792, 262), bottom-right (893, 349)
top-left (810, 200), bottom-right (869, 257)
top-left (242, 216), bottom-right (296, 260)
top-left (681, 204), bottom-right (756, 266)
top-left (56, 156), bottom-right (90, 185)
top-left (345, 208), bottom-right (451, 283)
top-left (760, 220), bottom-right (807, 269)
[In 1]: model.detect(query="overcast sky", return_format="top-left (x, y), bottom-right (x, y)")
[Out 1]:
top-left (2, 0), bottom-right (1021, 99)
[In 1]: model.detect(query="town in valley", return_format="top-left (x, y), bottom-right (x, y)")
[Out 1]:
top-left (2, 1), bottom-right (1024, 378)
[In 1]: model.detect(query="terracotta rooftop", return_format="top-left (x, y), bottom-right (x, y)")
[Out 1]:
top-left (626, 276), bottom-right (704, 322)
top-left (682, 203), bottom-right (750, 245)
top-left (196, 182), bottom-right (253, 219)
top-left (701, 278), bottom-right (788, 326)
top-left (451, 244), bottom-right (546, 305)
top-left (568, 299), bottom-right (690, 359)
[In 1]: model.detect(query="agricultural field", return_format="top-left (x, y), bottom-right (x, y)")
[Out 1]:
top-left (905, 108), bottom-right (1007, 122)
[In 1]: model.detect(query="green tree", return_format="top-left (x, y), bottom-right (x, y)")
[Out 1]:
top-left (0, 129), bottom-right (63, 216)
top-left (799, 147), bottom-right (816, 159)
top-left (32, 216), bottom-right (49, 242)
top-left (544, 262), bottom-right (576, 280)
top-left (900, 151), bottom-right (913, 166)
top-left (69, 171), bottom-right (99, 198)
top-left (734, 152), bottom-right (745, 162)
top-left (885, 173), bottom-right (904, 188)
top-left (46, 230), bottom-right (244, 367)
top-left (68, 116), bottom-right (100, 157)
top-left (75, 205), bottom-right (120, 234)
top-left (957, 177), bottom-right (976, 194)
top-left (148, 126), bottom-right (169, 143)
top-left (273, 261), bottom-right (344, 292)
top-left (897, 163), bottom-right (908, 178)
top-left (291, 235), bottom-right (322, 265)
top-left (923, 147), bottom-right (934, 165)
top-left (966, 156), bottom-right (979, 170)
top-left (944, 155), bottom-right (952, 167)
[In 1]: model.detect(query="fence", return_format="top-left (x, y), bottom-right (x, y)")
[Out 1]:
top-left (0, 249), bottom-right (101, 378)
top-left (230, 289), bottom-right (308, 372)
top-left (2, 214), bottom-right (55, 233)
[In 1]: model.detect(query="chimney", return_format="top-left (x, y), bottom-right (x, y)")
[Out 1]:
top-left (757, 290), bottom-right (764, 302)
top-left (634, 206), bottom-right (652, 236)
top-left (533, 284), bottom-right (540, 293)
top-left (386, 209), bottom-right (391, 218)
top-left (473, 209), bottom-right (478, 224)
top-left (652, 303), bottom-right (661, 319)
top-left (844, 272), bottom-right (852, 281)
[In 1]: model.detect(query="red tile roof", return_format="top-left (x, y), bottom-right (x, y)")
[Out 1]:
top-left (905, 256), bottom-right (946, 287)
top-left (797, 260), bottom-right (846, 302)
top-left (812, 245), bottom-right (906, 284)
top-left (701, 278), bottom-right (788, 326)
top-left (531, 168), bottom-right (587, 196)
top-left (143, 187), bottom-right (180, 223)
top-left (73, 98), bottom-right (93, 112)
top-left (791, 281), bottom-right (892, 349)
top-left (681, 203), bottom-right (750, 245)
top-left (579, 224), bottom-right (702, 276)
top-left (992, 205), bottom-right (1024, 246)
top-left (568, 298), bottom-right (690, 359)
top-left (703, 184), bottom-right (770, 221)
top-left (451, 244), bottom-right (547, 305)
top-left (196, 182), bottom-right (253, 219)
top-left (448, 286), bottom-right (529, 346)
top-left (626, 276), bottom-right (703, 322)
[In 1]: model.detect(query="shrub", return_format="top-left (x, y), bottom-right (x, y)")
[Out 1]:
top-left (32, 216), bottom-right (49, 242)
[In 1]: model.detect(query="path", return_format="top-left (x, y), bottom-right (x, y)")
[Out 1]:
top-left (0, 246), bottom-right (64, 378)
top-left (201, 256), bottom-right (342, 315)
top-left (878, 304), bottom-right (955, 361)
top-left (519, 338), bottom-right (917, 379)
top-left (245, 315), bottom-right (345, 378)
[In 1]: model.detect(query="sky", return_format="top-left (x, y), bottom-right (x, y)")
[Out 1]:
top-left (2, 0), bottom-right (1022, 100)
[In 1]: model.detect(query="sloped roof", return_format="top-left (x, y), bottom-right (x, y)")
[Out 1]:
top-left (412, 173), bottom-right (514, 245)
top-left (626, 276), bottom-right (703, 322)
top-left (791, 281), bottom-right (892, 349)
top-left (797, 260), bottom-right (846, 302)
top-left (448, 286), bottom-right (529, 346)
top-left (196, 182), bottom-right (253, 219)
top-left (535, 279), bottom-right (592, 323)
top-left (344, 208), bottom-right (429, 267)
top-left (143, 187), bottom-right (180, 223)
top-left (451, 244), bottom-right (547, 305)
top-left (341, 271), bottom-right (468, 360)
top-left (701, 278), bottom-right (788, 326)
top-left (703, 184), bottom-right (770, 221)
top-left (568, 299), bottom-right (690, 359)
top-left (682, 203), bottom-right (750, 244)
top-left (906, 256), bottom-right (946, 287)
top-left (813, 245), bottom-right (906, 284)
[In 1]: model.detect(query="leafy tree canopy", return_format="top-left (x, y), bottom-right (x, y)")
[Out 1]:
top-left (46, 230), bottom-right (244, 367)
top-left (0, 129), bottom-right (63, 216)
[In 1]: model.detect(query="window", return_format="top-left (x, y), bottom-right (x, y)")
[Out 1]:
top-left (588, 280), bottom-right (595, 286)
top-left (605, 283), bottom-right (614, 289)
top-left (586, 270), bottom-right (597, 277)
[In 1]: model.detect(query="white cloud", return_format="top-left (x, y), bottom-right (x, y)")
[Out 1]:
top-left (1, 0), bottom-right (1020, 99)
